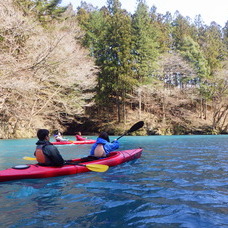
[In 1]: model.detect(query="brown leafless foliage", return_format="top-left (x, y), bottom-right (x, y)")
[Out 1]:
top-left (156, 52), bottom-right (197, 89)
top-left (133, 55), bottom-right (228, 135)
top-left (211, 64), bottom-right (228, 133)
top-left (0, 1), bottom-right (98, 138)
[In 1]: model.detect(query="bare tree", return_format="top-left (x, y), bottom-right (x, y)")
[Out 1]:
top-left (0, 1), bottom-right (98, 138)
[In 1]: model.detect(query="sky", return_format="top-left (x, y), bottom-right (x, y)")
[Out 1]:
top-left (60, 0), bottom-right (228, 27)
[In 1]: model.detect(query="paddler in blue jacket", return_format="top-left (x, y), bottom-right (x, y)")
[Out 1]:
top-left (90, 132), bottom-right (120, 158)
top-left (34, 129), bottom-right (65, 166)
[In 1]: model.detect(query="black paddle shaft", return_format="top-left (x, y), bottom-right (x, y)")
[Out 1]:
top-left (116, 121), bottom-right (144, 141)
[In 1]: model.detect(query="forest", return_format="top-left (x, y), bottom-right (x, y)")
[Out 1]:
top-left (0, 0), bottom-right (227, 139)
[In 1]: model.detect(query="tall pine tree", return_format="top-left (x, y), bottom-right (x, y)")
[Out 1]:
top-left (132, 0), bottom-right (159, 82)
top-left (97, 0), bottom-right (136, 122)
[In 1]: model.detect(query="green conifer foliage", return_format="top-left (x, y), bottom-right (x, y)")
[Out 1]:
top-left (149, 6), bottom-right (173, 53)
top-left (132, 1), bottom-right (159, 82)
top-left (201, 22), bottom-right (227, 74)
top-left (15, 0), bottom-right (67, 23)
top-left (171, 12), bottom-right (197, 50)
top-left (223, 21), bottom-right (228, 52)
top-left (179, 36), bottom-right (210, 80)
top-left (97, 0), bottom-right (137, 121)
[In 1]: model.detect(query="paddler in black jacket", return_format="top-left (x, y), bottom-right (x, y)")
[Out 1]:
top-left (34, 129), bottom-right (65, 166)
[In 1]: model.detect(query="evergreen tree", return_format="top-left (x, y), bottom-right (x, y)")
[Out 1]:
top-left (149, 6), bottom-right (173, 52)
top-left (200, 22), bottom-right (226, 74)
top-left (222, 21), bottom-right (228, 57)
top-left (77, 8), bottom-right (106, 57)
top-left (132, 0), bottom-right (159, 82)
top-left (36, 0), bottom-right (68, 22)
top-left (96, 0), bottom-right (137, 122)
top-left (179, 36), bottom-right (210, 80)
top-left (171, 11), bottom-right (197, 50)
top-left (15, 0), bottom-right (67, 23)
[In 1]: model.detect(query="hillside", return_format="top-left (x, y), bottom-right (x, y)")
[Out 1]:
top-left (0, 1), bottom-right (227, 139)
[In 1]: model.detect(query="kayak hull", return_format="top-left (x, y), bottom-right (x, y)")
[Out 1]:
top-left (52, 140), bottom-right (96, 145)
top-left (0, 148), bottom-right (142, 182)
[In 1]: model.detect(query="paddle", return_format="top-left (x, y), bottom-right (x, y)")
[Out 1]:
top-left (114, 121), bottom-right (144, 141)
top-left (23, 156), bottom-right (37, 161)
top-left (65, 161), bottom-right (109, 172)
top-left (22, 156), bottom-right (109, 172)
top-left (78, 163), bottom-right (109, 172)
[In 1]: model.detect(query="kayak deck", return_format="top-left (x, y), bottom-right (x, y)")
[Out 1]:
top-left (0, 148), bottom-right (142, 182)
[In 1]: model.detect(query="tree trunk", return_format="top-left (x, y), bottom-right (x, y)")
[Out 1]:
top-left (138, 89), bottom-right (142, 120)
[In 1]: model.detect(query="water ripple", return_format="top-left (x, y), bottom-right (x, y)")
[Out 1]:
top-left (0, 135), bottom-right (228, 227)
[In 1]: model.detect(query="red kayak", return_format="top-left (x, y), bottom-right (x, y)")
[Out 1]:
top-left (0, 148), bottom-right (142, 182)
top-left (52, 139), bottom-right (96, 145)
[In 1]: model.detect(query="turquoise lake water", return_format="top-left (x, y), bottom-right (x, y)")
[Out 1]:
top-left (0, 135), bottom-right (227, 227)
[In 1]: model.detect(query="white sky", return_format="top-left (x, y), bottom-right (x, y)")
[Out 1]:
top-left (60, 0), bottom-right (228, 27)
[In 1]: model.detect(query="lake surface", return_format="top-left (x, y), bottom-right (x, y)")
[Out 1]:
top-left (0, 135), bottom-right (227, 227)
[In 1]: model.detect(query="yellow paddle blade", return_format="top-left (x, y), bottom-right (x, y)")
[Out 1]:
top-left (84, 164), bottom-right (109, 172)
top-left (23, 156), bottom-right (37, 161)
top-left (22, 157), bottom-right (109, 172)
